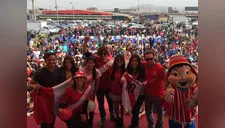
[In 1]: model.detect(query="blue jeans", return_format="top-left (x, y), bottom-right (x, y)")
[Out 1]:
top-left (96, 90), bottom-right (115, 119)
top-left (169, 119), bottom-right (196, 128)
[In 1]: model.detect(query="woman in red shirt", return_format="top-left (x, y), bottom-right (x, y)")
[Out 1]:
top-left (109, 54), bottom-right (126, 128)
top-left (58, 71), bottom-right (91, 128)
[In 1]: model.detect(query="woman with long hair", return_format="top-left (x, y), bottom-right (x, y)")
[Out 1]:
top-left (80, 56), bottom-right (102, 128)
top-left (125, 54), bottom-right (146, 128)
top-left (59, 55), bottom-right (78, 83)
top-left (109, 54), bottom-right (126, 128)
top-left (58, 71), bottom-right (91, 128)
top-left (83, 36), bottom-right (116, 127)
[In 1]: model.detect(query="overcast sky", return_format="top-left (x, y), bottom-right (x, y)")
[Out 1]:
top-left (27, 0), bottom-right (198, 10)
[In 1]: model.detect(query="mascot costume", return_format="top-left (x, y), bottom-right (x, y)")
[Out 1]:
top-left (163, 54), bottom-right (198, 128)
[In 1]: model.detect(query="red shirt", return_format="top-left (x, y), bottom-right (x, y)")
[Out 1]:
top-left (142, 61), bottom-right (166, 97)
top-left (61, 87), bottom-right (90, 115)
top-left (110, 69), bottom-right (122, 95)
top-left (95, 57), bottom-right (113, 91)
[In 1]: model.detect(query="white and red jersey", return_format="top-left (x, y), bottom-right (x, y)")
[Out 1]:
top-left (80, 68), bottom-right (102, 86)
top-left (80, 67), bottom-right (102, 94)
top-left (95, 57), bottom-right (114, 90)
top-left (165, 84), bottom-right (198, 124)
top-left (121, 73), bottom-right (147, 112)
top-left (61, 85), bottom-right (92, 115)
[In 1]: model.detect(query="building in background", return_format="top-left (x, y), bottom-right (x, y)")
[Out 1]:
top-left (87, 7), bottom-right (98, 11)
top-left (185, 6), bottom-right (198, 13)
top-left (168, 7), bottom-right (179, 13)
top-left (38, 9), bottom-right (112, 20)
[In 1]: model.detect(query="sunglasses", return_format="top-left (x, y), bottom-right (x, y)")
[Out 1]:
top-left (145, 58), bottom-right (154, 61)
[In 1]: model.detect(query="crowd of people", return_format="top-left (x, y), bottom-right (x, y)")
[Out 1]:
top-left (27, 20), bottom-right (198, 128)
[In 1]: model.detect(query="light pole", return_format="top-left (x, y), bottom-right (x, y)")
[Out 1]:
top-left (137, 0), bottom-right (140, 24)
top-left (69, 2), bottom-right (75, 21)
top-left (55, 0), bottom-right (59, 24)
top-left (31, 0), bottom-right (36, 21)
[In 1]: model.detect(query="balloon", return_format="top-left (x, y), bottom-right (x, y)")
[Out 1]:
top-left (87, 100), bottom-right (96, 112)
top-left (58, 108), bottom-right (72, 121)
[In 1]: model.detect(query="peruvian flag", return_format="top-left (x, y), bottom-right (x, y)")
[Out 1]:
top-left (30, 78), bottom-right (73, 125)
top-left (121, 73), bottom-right (147, 112)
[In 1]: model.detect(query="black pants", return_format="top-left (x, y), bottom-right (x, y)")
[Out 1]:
top-left (40, 118), bottom-right (56, 128)
top-left (96, 90), bottom-right (115, 119)
top-left (144, 94), bottom-right (164, 128)
top-left (130, 95), bottom-right (145, 128)
top-left (65, 112), bottom-right (88, 128)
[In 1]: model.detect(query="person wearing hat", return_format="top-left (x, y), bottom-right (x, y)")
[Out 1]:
top-left (163, 54), bottom-right (198, 128)
top-left (58, 71), bottom-right (91, 128)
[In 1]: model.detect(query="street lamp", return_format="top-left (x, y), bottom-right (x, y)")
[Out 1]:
top-left (137, 0), bottom-right (140, 24)
top-left (69, 2), bottom-right (75, 21)
top-left (31, 0), bottom-right (36, 21)
top-left (55, 0), bottom-right (59, 24)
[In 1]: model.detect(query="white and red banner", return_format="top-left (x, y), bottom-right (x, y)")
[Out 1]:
top-left (121, 73), bottom-right (147, 112)
top-left (30, 78), bottom-right (73, 125)
top-left (98, 59), bottom-right (113, 74)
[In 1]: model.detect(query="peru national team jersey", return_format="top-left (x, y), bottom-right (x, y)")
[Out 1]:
top-left (95, 57), bottom-right (114, 90)
top-left (61, 86), bottom-right (91, 115)
top-left (80, 68), bottom-right (102, 94)
top-left (142, 61), bottom-right (166, 97)
top-left (110, 69), bottom-right (122, 95)
top-left (166, 84), bottom-right (198, 124)
top-left (80, 68), bottom-right (102, 86)
top-left (121, 72), bottom-right (147, 112)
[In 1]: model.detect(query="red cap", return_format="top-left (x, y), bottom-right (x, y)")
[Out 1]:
top-left (72, 71), bottom-right (87, 80)
top-left (166, 54), bottom-right (197, 80)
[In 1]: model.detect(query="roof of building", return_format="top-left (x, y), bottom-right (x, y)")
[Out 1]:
top-left (42, 10), bottom-right (112, 16)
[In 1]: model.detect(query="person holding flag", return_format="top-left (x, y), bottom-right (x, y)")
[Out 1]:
top-left (120, 54), bottom-right (146, 128)
top-left (58, 71), bottom-right (92, 128)
top-left (27, 52), bottom-right (61, 128)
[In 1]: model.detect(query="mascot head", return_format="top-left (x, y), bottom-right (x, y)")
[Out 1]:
top-left (167, 55), bottom-right (197, 89)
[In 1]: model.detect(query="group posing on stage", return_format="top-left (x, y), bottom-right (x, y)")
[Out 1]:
top-left (27, 36), bottom-right (198, 128)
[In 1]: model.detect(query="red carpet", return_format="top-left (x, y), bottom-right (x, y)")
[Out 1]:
top-left (27, 98), bottom-right (198, 128)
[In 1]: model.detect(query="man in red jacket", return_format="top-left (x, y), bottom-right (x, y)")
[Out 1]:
top-left (142, 50), bottom-right (166, 128)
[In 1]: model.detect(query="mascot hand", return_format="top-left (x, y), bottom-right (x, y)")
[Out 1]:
top-left (164, 84), bottom-right (175, 103)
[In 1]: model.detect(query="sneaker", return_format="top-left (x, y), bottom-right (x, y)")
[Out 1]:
top-left (110, 115), bottom-right (116, 122)
top-left (139, 110), bottom-right (146, 118)
top-left (114, 119), bottom-right (121, 128)
top-left (129, 125), bottom-right (139, 128)
top-left (99, 118), bottom-right (105, 127)
top-left (119, 119), bottom-right (124, 128)
top-left (88, 124), bottom-right (93, 128)
top-left (88, 120), bottom-right (93, 128)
